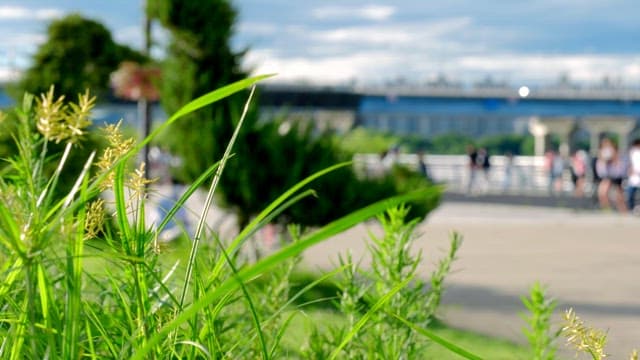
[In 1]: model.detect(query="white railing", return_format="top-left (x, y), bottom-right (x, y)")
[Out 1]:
top-left (353, 154), bottom-right (587, 195)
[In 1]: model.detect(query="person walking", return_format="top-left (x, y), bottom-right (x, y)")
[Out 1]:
top-left (570, 149), bottom-right (588, 197)
top-left (502, 151), bottom-right (514, 192)
top-left (545, 149), bottom-right (564, 195)
top-left (595, 137), bottom-right (628, 213)
top-left (466, 144), bottom-right (479, 194)
top-left (626, 138), bottom-right (640, 213)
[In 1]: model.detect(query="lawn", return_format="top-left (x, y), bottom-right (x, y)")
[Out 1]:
top-left (280, 308), bottom-right (530, 359)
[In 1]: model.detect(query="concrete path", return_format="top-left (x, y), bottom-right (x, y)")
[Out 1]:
top-left (304, 202), bottom-right (640, 358)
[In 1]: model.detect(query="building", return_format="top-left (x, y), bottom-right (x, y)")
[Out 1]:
top-left (260, 84), bottom-right (640, 156)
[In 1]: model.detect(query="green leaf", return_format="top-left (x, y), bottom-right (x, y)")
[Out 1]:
top-left (328, 276), bottom-right (415, 360)
top-left (390, 312), bottom-right (484, 360)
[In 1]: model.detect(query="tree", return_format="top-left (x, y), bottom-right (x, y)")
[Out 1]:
top-left (152, 1), bottom-right (439, 229)
top-left (16, 14), bottom-right (146, 100)
top-left (149, 0), bottom-right (249, 183)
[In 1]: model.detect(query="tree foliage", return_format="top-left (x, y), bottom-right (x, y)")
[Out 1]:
top-left (16, 14), bottom-right (146, 100)
top-left (149, 0), bottom-right (249, 182)
top-left (214, 118), bottom-right (439, 227)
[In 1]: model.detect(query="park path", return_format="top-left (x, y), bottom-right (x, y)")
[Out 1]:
top-left (303, 202), bottom-right (640, 359)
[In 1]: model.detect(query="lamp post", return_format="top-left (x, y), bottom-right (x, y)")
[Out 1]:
top-left (141, 0), bottom-right (152, 180)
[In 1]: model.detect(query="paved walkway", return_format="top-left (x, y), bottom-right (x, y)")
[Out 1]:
top-left (304, 202), bottom-right (640, 358)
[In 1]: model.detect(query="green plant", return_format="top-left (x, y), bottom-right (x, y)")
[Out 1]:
top-left (521, 282), bottom-right (560, 360)
top-left (299, 206), bottom-right (469, 359)
top-left (0, 77), bottom-right (479, 360)
top-left (149, 0), bottom-right (250, 184)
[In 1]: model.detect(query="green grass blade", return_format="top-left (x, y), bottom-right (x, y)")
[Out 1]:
top-left (83, 302), bottom-right (120, 358)
top-left (268, 311), bottom-right (298, 358)
top-left (0, 257), bottom-right (23, 299)
top-left (46, 150), bottom-right (96, 223)
top-left (155, 160), bottom-right (222, 233)
top-left (130, 74), bottom-right (273, 159)
top-left (178, 85), bottom-right (257, 309)
top-left (84, 319), bottom-right (97, 360)
top-left (210, 162), bottom-right (351, 279)
top-left (237, 188), bottom-right (439, 283)
top-left (0, 202), bottom-right (25, 256)
top-left (131, 187), bottom-right (438, 359)
top-left (63, 176), bottom-right (89, 359)
top-left (106, 271), bottom-right (136, 332)
top-left (36, 264), bottom-right (50, 327)
top-left (214, 189), bottom-right (316, 270)
top-left (175, 341), bottom-right (211, 358)
top-left (328, 276), bottom-right (415, 360)
top-left (9, 297), bottom-right (28, 360)
top-left (390, 313), bottom-right (484, 360)
top-left (242, 266), bottom-right (346, 354)
top-left (214, 234), bottom-right (270, 360)
top-left (36, 142), bottom-right (72, 208)
top-left (113, 161), bottom-right (132, 251)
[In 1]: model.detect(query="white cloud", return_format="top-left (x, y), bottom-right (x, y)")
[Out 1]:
top-left (0, 66), bottom-right (21, 83)
top-left (0, 33), bottom-right (46, 47)
top-left (310, 17), bottom-right (474, 48)
top-left (113, 26), bottom-right (143, 48)
top-left (313, 26), bottom-right (413, 45)
top-left (0, 5), bottom-right (63, 20)
top-left (312, 5), bottom-right (396, 21)
top-left (244, 48), bottom-right (400, 84)
top-left (454, 54), bottom-right (640, 83)
top-left (359, 5), bottom-right (396, 21)
top-left (238, 22), bottom-right (278, 36)
top-left (244, 46), bottom-right (640, 86)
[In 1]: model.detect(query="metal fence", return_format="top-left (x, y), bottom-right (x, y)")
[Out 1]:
top-left (353, 153), bottom-right (591, 196)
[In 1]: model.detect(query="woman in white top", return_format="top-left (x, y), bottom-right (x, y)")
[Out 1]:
top-left (595, 137), bottom-right (628, 213)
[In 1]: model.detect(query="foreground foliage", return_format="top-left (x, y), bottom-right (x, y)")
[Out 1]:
top-left (0, 79), bottom-right (478, 359)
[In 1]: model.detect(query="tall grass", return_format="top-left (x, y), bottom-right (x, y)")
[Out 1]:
top-left (0, 77), bottom-right (480, 359)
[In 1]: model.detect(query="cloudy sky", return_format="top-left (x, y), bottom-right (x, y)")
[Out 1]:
top-left (1, 0), bottom-right (639, 86)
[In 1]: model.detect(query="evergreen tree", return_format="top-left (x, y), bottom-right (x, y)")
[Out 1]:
top-left (17, 14), bottom-right (146, 100)
top-left (149, 0), bottom-right (250, 183)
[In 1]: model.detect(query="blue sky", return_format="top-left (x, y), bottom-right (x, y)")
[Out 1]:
top-left (1, 1), bottom-right (639, 86)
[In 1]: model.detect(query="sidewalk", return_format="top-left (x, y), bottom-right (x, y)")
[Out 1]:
top-left (305, 202), bottom-right (640, 358)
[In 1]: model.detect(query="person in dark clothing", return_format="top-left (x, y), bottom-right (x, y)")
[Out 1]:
top-left (466, 144), bottom-right (479, 194)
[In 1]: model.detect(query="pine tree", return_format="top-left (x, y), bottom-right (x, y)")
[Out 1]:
top-left (149, 0), bottom-right (250, 183)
